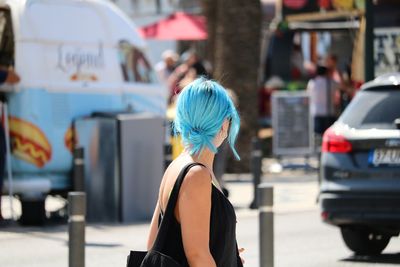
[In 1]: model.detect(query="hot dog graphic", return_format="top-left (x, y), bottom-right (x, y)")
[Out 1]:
top-left (8, 117), bottom-right (52, 168)
top-left (64, 126), bottom-right (77, 153)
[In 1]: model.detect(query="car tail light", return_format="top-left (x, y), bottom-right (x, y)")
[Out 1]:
top-left (321, 211), bottom-right (329, 221)
top-left (322, 127), bottom-right (352, 153)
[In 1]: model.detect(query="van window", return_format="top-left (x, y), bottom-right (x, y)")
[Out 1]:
top-left (118, 42), bottom-right (157, 84)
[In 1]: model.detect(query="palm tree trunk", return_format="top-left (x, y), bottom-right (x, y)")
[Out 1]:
top-left (204, 0), bottom-right (262, 172)
top-left (201, 0), bottom-right (218, 68)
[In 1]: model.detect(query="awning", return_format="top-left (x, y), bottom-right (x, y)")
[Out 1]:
top-left (286, 10), bottom-right (363, 30)
top-left (138, 12), bottom-right (207, 40)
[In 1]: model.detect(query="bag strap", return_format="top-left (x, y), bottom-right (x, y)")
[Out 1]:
top-left (152, 162), bottom-right (206, 251)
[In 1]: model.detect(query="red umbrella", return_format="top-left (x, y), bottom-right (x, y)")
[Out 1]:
top-left (138, 12), bottom-right (207, 40)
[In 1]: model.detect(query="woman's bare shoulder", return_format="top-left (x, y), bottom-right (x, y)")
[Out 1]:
top-left (181, 165), bottom-right (212, 193)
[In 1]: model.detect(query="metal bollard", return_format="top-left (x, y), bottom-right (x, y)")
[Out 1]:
top-left (73, 147), bottom-right (85, 192)
top-left (258, 184), bottom-right (274, 267)
top-left (68, 192), bottom-right (86, 267)
top-left (164, 144), bottom-right (173, 170)
top-left (250, 137), bottom-right (263, 209)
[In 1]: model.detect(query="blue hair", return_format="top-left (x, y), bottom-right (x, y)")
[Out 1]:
top-left (174, 77), bottom-right (240, 160)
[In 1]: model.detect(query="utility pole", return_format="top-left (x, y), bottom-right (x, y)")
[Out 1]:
top-left (364, 0), bottom-right (375, 82)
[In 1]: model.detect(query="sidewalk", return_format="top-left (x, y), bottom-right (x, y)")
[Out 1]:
top-left (225, 166), bottom-right (319, 267)
top-left (227, 156), bottom-right (319, 214)
top-left (0, 157), bottom-right (319, 267)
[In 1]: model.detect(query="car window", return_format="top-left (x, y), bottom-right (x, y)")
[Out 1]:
top-left (339, 90), bottom-right (400, 129)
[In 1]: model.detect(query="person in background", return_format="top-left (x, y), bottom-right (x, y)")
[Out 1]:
top-left (290, 44), bottom-right (305, 80)
top-left (155, 50), bottom-right (179, 87)
top-left (0, 67), bottom-right (19, 84)
top-left (168, 50), bottom-right (209, 102)
top-left (307, 65), bottom-right (339, 136)
top-left (325, 54), bottom-right (342, 83)
top-left (0, 67), bottom-right (20, 222)
top-left (181, 50), bottom-right (208, 78)
top-left (338, 63), bottom-right (355, 112)
top-left (325, 54), bottom-right (358, 114)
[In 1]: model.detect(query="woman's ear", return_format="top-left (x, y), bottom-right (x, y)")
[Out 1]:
top-left (222, 119), bottom-right (230, 137)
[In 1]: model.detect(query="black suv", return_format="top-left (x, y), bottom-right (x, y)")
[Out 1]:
top-left (319, 73), bottom-right (400, 255)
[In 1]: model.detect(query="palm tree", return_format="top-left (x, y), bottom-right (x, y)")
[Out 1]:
top-left (203, 0), bottom-right (262, 172)
top-left (201, 0), bottom-right (217, 67)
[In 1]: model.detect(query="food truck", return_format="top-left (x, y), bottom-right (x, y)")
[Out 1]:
top-left (0, 0), bottom-right (166, 223)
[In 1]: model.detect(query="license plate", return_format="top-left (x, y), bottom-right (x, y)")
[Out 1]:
top-left (370, 149), bottom-right (400, 165)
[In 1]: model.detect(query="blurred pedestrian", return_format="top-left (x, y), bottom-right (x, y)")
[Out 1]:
top-left (146, 78), bottom-right (244, 266)
top-left (325, 54), bottom-right (342, 83)
top-left (168, 50), bottom-right (209, 102)
top-left (290, 44), bottom-right (305, 80)
top-left (307, 65), bottom-right (339, 136)
top-left (0, 67), bottom-right (19, 84)
top-left (0, 67), bottom-right (20, 222)
top-left (181, 50), bottom-right (208, 77)
top-left (338, 63), bottom-right (355, 112)
top-left (325, 54), bottom-right (358, 114)
top-left (155, 50), bottom-right (179, 86)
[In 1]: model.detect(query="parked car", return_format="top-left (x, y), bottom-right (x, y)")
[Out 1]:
top-left (319, 73), bottom-right (400, 255)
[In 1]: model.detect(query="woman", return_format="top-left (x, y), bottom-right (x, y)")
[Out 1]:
top-left (146, 78), bottom-right (244, 266)
top-left (307, 65), bottom-right (339, 135)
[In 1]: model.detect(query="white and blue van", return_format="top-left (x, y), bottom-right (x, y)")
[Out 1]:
top-left (0, 0), bottom-right (166, 223)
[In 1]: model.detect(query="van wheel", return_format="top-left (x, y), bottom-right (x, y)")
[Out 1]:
top-left (340, 227), bottom-right (390, 255)
top-left (20, 198), bottom-right (46, 226)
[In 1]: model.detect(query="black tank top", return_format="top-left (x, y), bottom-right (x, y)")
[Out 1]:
top-left (159, 163), bottom-right (243, 267)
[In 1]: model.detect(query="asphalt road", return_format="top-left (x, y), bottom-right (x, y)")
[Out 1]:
top-left (237, 209), bottom-right (400, 267)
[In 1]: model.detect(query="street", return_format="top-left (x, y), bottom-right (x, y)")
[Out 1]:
top-left (1, 170), bottom-right (400, 267)
top-left (237, 210), bottom-right (400, 267)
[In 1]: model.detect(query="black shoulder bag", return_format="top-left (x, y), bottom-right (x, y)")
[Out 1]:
top-left (127, 163), bottom-right (203, 267)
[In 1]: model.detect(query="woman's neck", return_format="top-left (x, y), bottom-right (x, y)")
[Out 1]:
top-left (183, 148), bottom-right (215, 171)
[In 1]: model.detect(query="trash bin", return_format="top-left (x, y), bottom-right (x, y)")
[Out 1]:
top-left (75, 112), bottom-right (165, 223)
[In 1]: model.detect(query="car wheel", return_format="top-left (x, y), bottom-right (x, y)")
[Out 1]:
top-left (340, 227), bottom-right (390, 255)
